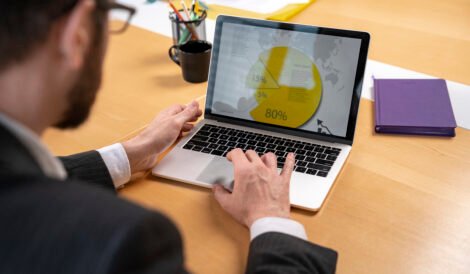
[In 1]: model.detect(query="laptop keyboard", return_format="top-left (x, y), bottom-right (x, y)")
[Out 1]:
top-left (182, 124), bottom-right (341, 177)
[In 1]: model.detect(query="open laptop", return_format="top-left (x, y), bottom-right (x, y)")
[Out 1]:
top-left (153, 15), bottom-right (370, 211)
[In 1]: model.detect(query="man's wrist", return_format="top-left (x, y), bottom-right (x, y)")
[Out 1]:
top-left (249, 217), bottom-right (308, 241)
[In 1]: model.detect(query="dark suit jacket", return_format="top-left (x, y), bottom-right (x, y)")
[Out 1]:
top-left (0, 123), bottom-right (337, 273)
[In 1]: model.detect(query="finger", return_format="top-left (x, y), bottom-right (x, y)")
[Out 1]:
top-left (187, 115), bottom-right (199, 123)
top-left (281, 153), bottom-right (295, 181)
top-left (182, 123), bottom-right (194, 132)
top-left (175, 101), bottom-right (198, 124)
top-left (226, 148), bottom-right (248, 164)
top-left (245, 150), bottom-right (263, 165)
top-left (261, 152), bottom-right (277, 171)
top-left (213, 184), bottom-right (232, 210)
top-left (165, 104), bottom-right (185, 116)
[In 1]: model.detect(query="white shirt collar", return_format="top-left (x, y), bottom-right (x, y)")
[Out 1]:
top-left (0, 113), bottom-right (67, 180)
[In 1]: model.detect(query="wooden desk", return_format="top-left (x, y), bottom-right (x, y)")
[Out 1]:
top-left (44, 1), bottom-right (470, 273)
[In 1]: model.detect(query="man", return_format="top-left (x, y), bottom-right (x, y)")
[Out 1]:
top-left (0, 0), bottom-right (337, 273)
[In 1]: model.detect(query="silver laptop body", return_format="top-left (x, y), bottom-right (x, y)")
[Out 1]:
top-left (153, 15), bottom-right (370, 211)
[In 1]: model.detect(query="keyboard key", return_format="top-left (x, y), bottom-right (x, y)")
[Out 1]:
top-left (307, 151), bottom-right (317, 157)
top-left (317, 153), bottom-right (327, 159)
top-left (247, 140), bottom-right (257, 145)
top-left (229, 136), bottom-right (238, 142)
top-left (286, 147), bottom-right (296, 153)
top-left (314, 147), bottom-right (324, 153)
top-left (307, 163), bottom-right (331, 172)
top-left (197, 131), bottom-right (210, 136)
top-left (208, 144), bottom-right (218, 149)
top-left (192, 146), bottom-right (203, 152)
top-left (317, 171), bottom-right (328, 177)
top-left (266, 143), bottom-right (276, 149)
top-left (239, 138), bottom-right (248, 144)
top-left (237, 144), bottom-right (247, 150)
top-left (209, 137), bottom-right (218, 143)
top-left (255, 147), bottom-right (265, 153)
top-left (227, 141), bottom-right (237, 147)
top-left (218, 145), bottom-right (228, 151)
top-left (305, 156), bottom-right (316, 163)
top-left (257, 141), bottom-right (267, 148)
top-left (295, 155), bottom-right (305, 161)
top-left (210, 133), bottom-right (220, 138)
top-left (188, 140), bottom-right (209, 147)
top-left (246, 145), bottom-right (256, 150)
top-left (211, 150), bottom-right (224, 156)
top-left (192, 136), bottom-right (208, 142)
top-left (255, 136), bottom-right (265, 141)
top-left (217, 140), bottom-right (227, 145)
top-left (237, 132), bottom-right (246, 138)
top-left (295, 166), bottom-right (307, 173)
top-left (285, 141), bottom-right (294, 147)
top-left (201, 125), bottom-right (212, 131)
top-left (324, 149), bottom-right (340, 156)
top-left (304, 145), bottom-right (315, 151)
top-left (183, 144), bottom-right (194, 150)
top-left (306, 169), bottom-right (317, 175)
top-left (316, 159), bottom-right (334, 166)
top-left (296, 149), bottom-right (306, 155)
top-left (297, 161), bottom-right (308, 167)
top-left (265, 137), bottom-right (275, 143)
top-left (326, 155), bottom-right (337, 161)
top-left (201, 148), bottom-right (212, 154)
top-left (274, 140), bottom-right (284, 145)
top-left (294, 143), bottom-right (304, 149)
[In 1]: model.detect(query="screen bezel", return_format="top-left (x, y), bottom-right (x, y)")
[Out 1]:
top-left (205, 15), bottom-right (370, 145)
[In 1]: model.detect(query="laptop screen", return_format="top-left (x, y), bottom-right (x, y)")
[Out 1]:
top-left (206, 16), bottom-right (370, 144)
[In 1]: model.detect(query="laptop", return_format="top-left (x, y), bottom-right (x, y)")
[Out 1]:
top-left (153, 15), bottom-right (370, 211)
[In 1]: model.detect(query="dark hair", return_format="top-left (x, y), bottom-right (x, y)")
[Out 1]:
top-left (0, 0), bottom-right (105, 71)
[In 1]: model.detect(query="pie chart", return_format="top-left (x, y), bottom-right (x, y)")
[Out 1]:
top-left (246, 47), bottom-right (322, 128)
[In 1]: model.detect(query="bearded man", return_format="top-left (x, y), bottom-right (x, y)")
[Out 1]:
top-left (0, 1), bottom-right (337, 273)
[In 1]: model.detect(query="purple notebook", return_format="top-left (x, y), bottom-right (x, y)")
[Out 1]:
top-left (374, 78), bottom-right (457, 137)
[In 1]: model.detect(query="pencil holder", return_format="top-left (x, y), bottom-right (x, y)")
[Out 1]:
top-left (169, 10), bottom-right (207, 45)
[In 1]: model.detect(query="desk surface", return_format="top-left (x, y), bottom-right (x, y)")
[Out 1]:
top-left (44, 1), bottom-right (470, 273)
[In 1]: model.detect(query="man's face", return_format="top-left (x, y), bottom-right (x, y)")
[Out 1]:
top-left (54, 11), bottom-right (106, 129)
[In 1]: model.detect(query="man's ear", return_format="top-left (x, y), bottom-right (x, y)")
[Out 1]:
top-left (59, 0), bottom-right (96, 70)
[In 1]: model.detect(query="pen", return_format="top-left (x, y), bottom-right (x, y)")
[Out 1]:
top-left (191, 0), bottom-right (196, 13)
top-left (198, 0), bottom-right (209, 10)
top-left (169, 1), bottom-right (199, 40)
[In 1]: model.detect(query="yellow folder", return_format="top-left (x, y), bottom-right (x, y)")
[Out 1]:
top-left (205, 1), bottom-right (316, 21)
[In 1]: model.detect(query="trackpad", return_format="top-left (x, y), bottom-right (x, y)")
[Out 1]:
top-left (196, 157), bottom-right (234, 191)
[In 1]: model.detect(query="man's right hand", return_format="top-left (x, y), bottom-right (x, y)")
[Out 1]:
top-left (213, 149), bottom-right (295, 227)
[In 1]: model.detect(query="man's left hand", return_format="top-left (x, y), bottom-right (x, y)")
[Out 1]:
top-left (122, 101), bottom-right (202, 174)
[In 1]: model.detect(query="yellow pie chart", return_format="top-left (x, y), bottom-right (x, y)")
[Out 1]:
top-left (247, 47), bottom-right (322, 128)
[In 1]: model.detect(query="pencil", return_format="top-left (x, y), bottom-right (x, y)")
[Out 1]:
top-left (168, 1), bottom-right (199, 40)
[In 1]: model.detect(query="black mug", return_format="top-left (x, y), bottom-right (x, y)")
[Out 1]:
top-left (169, 40), bottom-right (212, 83)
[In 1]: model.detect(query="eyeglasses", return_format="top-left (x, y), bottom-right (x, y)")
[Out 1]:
top-left (56, 0), bottom-right (136, 34)
top-left (99, 2), bottom-right (136, 34)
